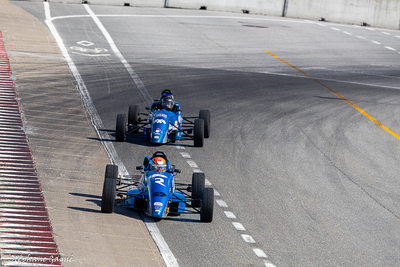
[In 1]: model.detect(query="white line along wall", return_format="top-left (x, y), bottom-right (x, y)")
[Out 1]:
top-left (50, 0), bottom-right (400, 30)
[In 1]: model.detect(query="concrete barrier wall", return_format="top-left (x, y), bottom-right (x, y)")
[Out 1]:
top-left (49, 0), bottom-right (165, 7)
top-left (286, 0), bottom-right (400, 30)
top-left (49, 0), bottom-right (400, 30)
top-left (167, 0), bottom-right (285, 17)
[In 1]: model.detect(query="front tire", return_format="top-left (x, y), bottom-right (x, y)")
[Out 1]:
top-left (194, 119), bottom-right (204, 147)
top-left (200, 188), bottom-right (214, 222)
top-left (199, 110), bottom-right (210, 138)
top-left (192, 173), bottom-right (205, 207)
top-left (101, 164), bottom-right (118, 213)
top-left (116, 114), bottom-right (127, 142)
top-left (128, 105), bottom-right (140, 125)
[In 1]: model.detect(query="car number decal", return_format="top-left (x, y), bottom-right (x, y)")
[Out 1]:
top-left (155, 177), bottom-right (165, 187)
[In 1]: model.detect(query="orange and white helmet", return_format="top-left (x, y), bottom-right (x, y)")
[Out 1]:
top-left (150, 157), bottom-right (167, 172)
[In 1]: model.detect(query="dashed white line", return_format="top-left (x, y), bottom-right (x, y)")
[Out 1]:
top-left (264, 262), bottom-right (277, 267)
top-left (179, 152), bottom-right (191, 158)
top-left (253, 248), bottom-right (268, 258)
top-left (356, 36), bottom-right (365, 39)
top-left (205, 179), bottom-right (212, 186)
top-left (213, 189), bottom-right (220, 196)
top-left (343, 31), bottom-right (352, 35)
top-left (232, 222), bottom-right (246, 231)
top-left (224, 211), bottom-right (236, 219)
top-left (384, 46), bottom-right (396, 51)
top-left (242, 234), bottom-right (256, 243)
top-left (216, 199), bottom-right (228, 208)
top-left (186, 160), bottom-right (198, 168)
top-left (331, 27), bottom-right (340, 31)
top-left (372, 41), bottom-right (381, 45)
top-left (381, 32), bottom-right (390, 35)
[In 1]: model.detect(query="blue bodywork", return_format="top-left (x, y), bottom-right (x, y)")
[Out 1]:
top-left (145, 109), bottom-right (182, 144)
top-left (125, 157), bottom-right (186, 218)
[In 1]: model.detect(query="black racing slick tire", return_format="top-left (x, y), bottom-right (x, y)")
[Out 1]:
top-left (116, 114), bottom-right (126, 142)
top-left (200, 188), bottom-right (214, 223)
top-left (128, 105), bottom-right (140, 125)
top-left (199, 110), bottom-right (210, 138)
top-left (194, 119), bottom-right (204, 147)
top-left (101, 164), bottom-right (118, 213)
top-left (192, 172), bottom-right (205, 207)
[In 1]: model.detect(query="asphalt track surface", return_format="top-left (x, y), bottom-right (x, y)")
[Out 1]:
top-left (12, 1), bottom-right (400, 267)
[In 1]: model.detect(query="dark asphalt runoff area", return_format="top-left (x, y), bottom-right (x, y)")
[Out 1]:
top-left (6, 1), bottom-right (400, 266)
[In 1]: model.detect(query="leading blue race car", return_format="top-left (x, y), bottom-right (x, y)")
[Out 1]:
top-left (101, 151), bottom-right (214, 222)
top-left (115, 90), bottom-right (210, 147)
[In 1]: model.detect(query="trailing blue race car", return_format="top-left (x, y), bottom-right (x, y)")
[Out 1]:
top-left (101, 151), bottom-right (214, 222)
top-left (115, 90), bottom-right (210, 147)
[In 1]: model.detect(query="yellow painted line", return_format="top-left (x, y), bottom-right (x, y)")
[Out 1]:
top-left (264, 50), bottom-right (400, 140)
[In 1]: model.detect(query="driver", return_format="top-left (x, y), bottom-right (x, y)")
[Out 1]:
top-left (151, 89), bottom-right (180, 113)
top-left (150, 156), bottom-right (167, 172)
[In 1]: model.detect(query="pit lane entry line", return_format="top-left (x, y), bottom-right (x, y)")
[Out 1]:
top-left (264, 50), bottom-right (400, 141)
top-left (43, 2), bottom-right (178, 267)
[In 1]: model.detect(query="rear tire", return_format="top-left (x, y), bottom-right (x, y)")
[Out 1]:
top-left (101, 165), bottom-right (118, 213)
top-left (194, 119), bottom-right (204, 147)
top-left (192, 173), bottom-right (205, 207)
top-left (199, 110), bottom-right (210, 138)
top-left (128, 105), bottom-right (140, 125)
top-left (200, 188), bottom-right (214, 222)
top-left (116, 114), bottom-right (126, 142)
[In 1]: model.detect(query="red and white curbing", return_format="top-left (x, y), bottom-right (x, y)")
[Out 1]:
top-left (0, 32), bottom-right (62, 266)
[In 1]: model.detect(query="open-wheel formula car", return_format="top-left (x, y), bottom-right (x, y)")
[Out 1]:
top-left (115, 90), bottom-right (210, 147)
top-left (101, 151), bottom-right (214, 222)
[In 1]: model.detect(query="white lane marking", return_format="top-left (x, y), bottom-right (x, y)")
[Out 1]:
top-left (216, 199), bottom-right (228, 208)
top-left (316, 23), bottom-right (326, 27)
top-left (242, 234), bottom-right (256, 243)
top-left (253, 248), bottom-right (268, 258)
top-left (44, 3), bottom-right (178, 267)
top-left (384, 46), bottom-right (396, 51)
top-left (264, 262), bottom-right (277, 267)
top-left (193, 169), bottom-right (202, 173)
top-left (48, 13), bottom-right (316, 25)
top-left (331, 27), bottom-right (340, 31)
top-left (205, 179), bottom-right (212, 186)
top-left (224, 211), bottom-right (236, 219)
top-left (186, 160), bottom-right (198, 168)
top-left (356, 36), bottom-right (365, 39)
top-left (343, 31), bottom-right (352, 35)
top-left (396, 36), bottom-right (400, 38)
top-left (213, 189), bottom-right (220, 196)
top-left (232, 222), bottom-right (246, 231)
top-left (372, 41), bottom-right (381, 44)
top-left (83, 5), bottom-right (153, 106)
top-left (381, 32), bottom-right (390, 35)
top-left (179, 152), bottom-right (191, 158)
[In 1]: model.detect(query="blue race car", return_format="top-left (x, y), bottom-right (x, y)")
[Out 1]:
top-left (115, 90), bottom-right (210, 147)
top-left (101, 151), bottom-right (214, 222)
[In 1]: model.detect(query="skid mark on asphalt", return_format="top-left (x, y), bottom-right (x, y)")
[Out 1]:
top-left (177, 147), bottom-right (277, 267)
top-left (0, 31), bottom-right (62, 266)
top-left (264, 49), bottom-right (400, 141)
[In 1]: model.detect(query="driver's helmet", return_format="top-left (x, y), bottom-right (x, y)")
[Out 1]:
top-left (150, 157), bottom-right (167, 172)
top-left (161, 96), bottom-right (174, 111)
